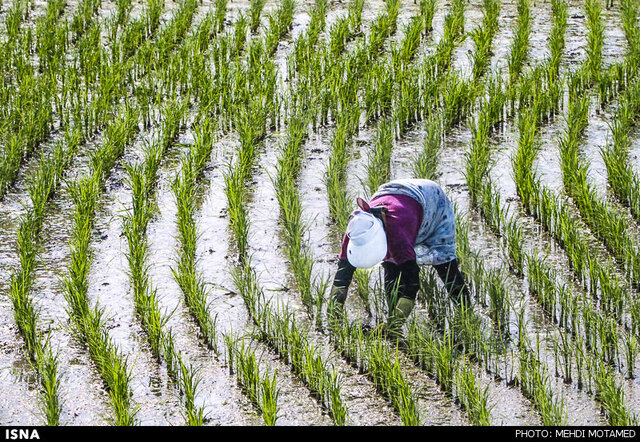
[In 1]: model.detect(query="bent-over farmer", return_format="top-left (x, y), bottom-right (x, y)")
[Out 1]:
top-left (328, 179), bottom-right (471, 339)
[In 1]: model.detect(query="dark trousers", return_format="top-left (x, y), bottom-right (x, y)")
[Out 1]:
top-left (432, 258), bottom-right (471, 305)
top-left (383, 258), bottom-right (470, 305)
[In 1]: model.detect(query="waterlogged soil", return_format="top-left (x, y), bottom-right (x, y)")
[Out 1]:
top-left (2, 0), bottom-right (640, 427)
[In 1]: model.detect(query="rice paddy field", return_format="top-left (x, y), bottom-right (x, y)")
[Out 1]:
top-left (2, 0), bottom-right (640, 428)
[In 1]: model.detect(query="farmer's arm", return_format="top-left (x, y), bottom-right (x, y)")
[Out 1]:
top-left (329, 234), bottom-right (357, 305)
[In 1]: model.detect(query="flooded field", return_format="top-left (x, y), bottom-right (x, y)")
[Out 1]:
top-left (1, 0), bottom-right (640, 426)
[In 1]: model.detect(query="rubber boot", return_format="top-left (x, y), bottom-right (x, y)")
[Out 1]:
top-left (386, 297), bottom-right (415, 343)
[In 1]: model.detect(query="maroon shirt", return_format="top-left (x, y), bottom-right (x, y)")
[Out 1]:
top-left (339, 194), bottom-right (424, 265)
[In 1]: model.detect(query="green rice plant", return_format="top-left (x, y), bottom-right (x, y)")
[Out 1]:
top-left (602, 77), bottom-right (640, 224)
top-left (593, 361), bottom-right (638, 425)
top-left (396, 15), bottom-right (425, 67)
top-left (325, 105), bottom-right (359, 233)
top-left (353, 268), bottom-right (373, 316)
top-left (470, 0), bottom-right (501, 81)
top-left (331, 318), bottom-right (421, 425)
top-left (249, 0), bottom-right (267, 32)
top-left (214, 0), bottom-right (229, 34)
top-left (265, 0), bottom-right (295, 55)
top-left (230, 264), bottom-right (348, 425)
top-left (6, 130), bottom-right (85, 424)
top-left (507, 0), bottom-right (531, 85)
top-left (173, 120), bottom-right (219, 354)
top-left (455, 358), bottom-right (492, 425)
top-left (413, 116), bottom-right (442, 180)
top-left (583, 0), bottom-right (604, 84)
top-left (62, 110), bottom-right (139, 426)
top-left (518, 337), bottom-right (567, 425)
top-left (225, 335), bottom-right (280, 425)
top-left (548, 0), bottom-right (568, 83)
top-left (420, 0), bottom-right (438, 32)
top-left (441, 72), bottom-right (478, 131)
top-left (624, 334), bottom-right (638, 379)
top-left (274, 113), bottom-right (316, 308)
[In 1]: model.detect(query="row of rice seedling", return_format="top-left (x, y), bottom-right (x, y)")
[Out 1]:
top-left (597, 0), bottom-right (640, 104)
top-left (558, 84), bottom-right (640, 293)
top-left (601, 0), bottom-right (640, 223)
top-left (273, 0), bottom-right (330, 309)
top-left (166, 1), bottom-right (240, 358)
top-left (602, 76), bottom-right (640, 223)
top-left (470, 0), bottom-right (500, 82)
top-left (224, 334), bottom-right (280, 425)
top-left (123, 99), bottom-right (207, 426)
top-left (0, 0), bottom-right (71, 198)
top-left (7, 131), bottom-right (82, 425)
top-left (223, 0), bottom-right (290, 262)
top-left (423, 203), bottom-right (565, 425)
top-left (264, 0), bottom-right (296, 56)
top-left (329, 319), bottom-right (421, 426)
top-left (172, 119), bottom-right (220, 354)
top-left (364, 3), bottom-right (439, 195)
top-left (219, 1), bottom-right (352, 425)
top-left (582, 0), bottom-right (604, 85)
top-left (231, 264), bottom-right (348, 425)
top-left (405, 297), bottom-right (493, 425)
top-left (216, 5), bottom-right (352, 410)
top-left (62, 109), bottom-right (140, 426)
top-left (507, 0), bottom-right (531, 85)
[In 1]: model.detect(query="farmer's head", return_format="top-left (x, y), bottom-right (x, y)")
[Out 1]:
top-left (345, 198), bottom-right (388, 268)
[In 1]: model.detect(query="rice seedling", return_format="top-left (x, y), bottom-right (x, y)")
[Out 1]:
top-left (470, 0), bottom-right (500, 81)
top-left (420, 0), bottom-right (437, 32)
top-left (249, 0), bottom-right (267, 32)
top-left (364, 118), bottom-right (394, 197)
top-left (230, 263), bottom-right (348, 425)
top-left (413, 116), bottom-right (442, 180)
top-left (214, 0), bottom-right (229, 34)
top-left (173, 119), bottom-right (219, 354)
top-left (455, 358), bottom-right (492, 425)
top-left (583, 0), bottom-right (604, 85)
top-left (225, 335), bottom-right (281, 425)
top-left (330, 319), bottom-right (421, 426)
top-left (63, 109), bottom-right (139, 426)
top-left (8, 134), bottom-right (80, 425)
